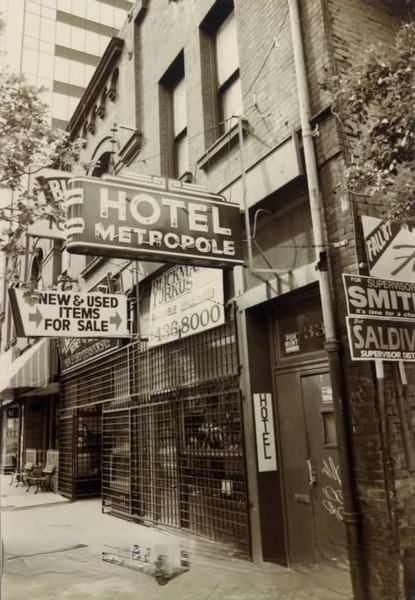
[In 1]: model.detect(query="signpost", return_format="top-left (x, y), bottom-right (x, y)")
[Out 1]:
top-left (65, 174), bottom-right (243, 268)
top-left (148, 265), bottom-right (224, 347)
top-left (350, 221), bottom-right (415, 468)
top-left (9, 289), bottom-right (130, 338)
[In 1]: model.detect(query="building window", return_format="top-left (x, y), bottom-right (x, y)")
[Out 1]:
top-left (200, 1), bottom-right (242, 145)
top-left (159, 52), bottom-right (189, 179)
top-left (215, 11), bottom-right (242, 133)
top-left (172, 77), bottom-right (189, 178)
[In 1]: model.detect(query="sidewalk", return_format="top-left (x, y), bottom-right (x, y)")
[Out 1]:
top-left (0, 475), bottom-right (353, 600)
top-left (1, 473), bottom-right (69, 510)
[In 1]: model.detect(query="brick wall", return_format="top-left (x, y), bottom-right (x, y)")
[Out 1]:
top-left (318, 2), bottom-right (414, 598)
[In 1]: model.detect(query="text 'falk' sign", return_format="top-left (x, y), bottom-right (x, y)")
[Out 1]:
top-left (65, 174), bottom-right (243, 268)
top-left (346, 317), bottom-right (415, 362)
top-left (9, 289), bottom-right (129, 338)
top-left (362, 215), bottom-right (415, 281)
top-left (149, 265), bottom-right (224, 347)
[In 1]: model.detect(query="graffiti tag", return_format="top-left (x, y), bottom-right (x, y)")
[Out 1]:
top-left (321, 457), bottom-right (343, 520)
top-left (321, 456), bottom-right (341, 486)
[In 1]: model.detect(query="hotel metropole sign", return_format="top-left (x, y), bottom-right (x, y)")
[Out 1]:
top-left (65, 175), bottom-right (244, 268)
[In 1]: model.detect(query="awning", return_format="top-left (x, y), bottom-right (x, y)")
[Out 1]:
top-left (0, 339), bottom-right (52, 394)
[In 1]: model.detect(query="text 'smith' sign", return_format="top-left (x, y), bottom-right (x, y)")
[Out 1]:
top-left (346, 317), bottom-right (415, 362)
top-left (65, 174), bottom-right (243, 268)
top-left (343, 274), bottom-right (415, 321)
top-left (253, 393), bottom-right (277, 472)
top-left (149, 265), bottom-right (224, 347)
top-left (9, 289), bottom-right (129, 338)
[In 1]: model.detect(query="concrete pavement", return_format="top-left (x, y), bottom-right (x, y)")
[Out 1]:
top-left (0, 475), bottom-right (353, 599)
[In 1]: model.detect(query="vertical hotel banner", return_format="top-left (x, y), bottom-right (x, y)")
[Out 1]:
top-left (148, 266), bottom-right (224, 347)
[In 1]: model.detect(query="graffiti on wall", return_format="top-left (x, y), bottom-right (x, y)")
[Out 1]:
top-left (321, 457), bottom-right (344, 521)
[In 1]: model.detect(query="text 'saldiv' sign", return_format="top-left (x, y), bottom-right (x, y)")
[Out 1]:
top-left (346, 318), bottom-right (415, 362)
top-left (9, 289), bottom-right (129, 338)
top-left (65, 174), bottom-right (243, 269)
top-left (149, 265), bottom-right (224, 347)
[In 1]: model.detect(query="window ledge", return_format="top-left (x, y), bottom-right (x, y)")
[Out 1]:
top-left (197, 118), bottom-right (250, 171)
top-left (81, 256), bottom-right (107, 279)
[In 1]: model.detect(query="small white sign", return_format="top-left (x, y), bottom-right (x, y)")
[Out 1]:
top-left (283, 332), bottom-right (300, 354)
top-left (253, 393), bottom-right (277, 472)
top-left (148, 266), bottom-right (224, 347)
top-left (321, 386), bottom-right (333, 404)
top-left (9, 289), bottom-right (130, 338)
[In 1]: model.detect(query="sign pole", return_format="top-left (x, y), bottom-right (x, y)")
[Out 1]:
top-left (395, 361), bottom-right (415, 471)
top-left (375, 359), bottom-right (386, 439)
top-left (374, 359), bottom-right (398, 538)
top-left (134, 261), bottom-right (140, 338)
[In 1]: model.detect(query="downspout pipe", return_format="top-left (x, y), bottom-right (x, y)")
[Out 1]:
top-left (287, 2), bottom-right (367, 599)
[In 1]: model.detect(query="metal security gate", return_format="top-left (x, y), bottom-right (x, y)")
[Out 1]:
top-left (58, 350), bottom-right (118, 500)
top-left (58, 407), bottom-right (102, 499)
top-left (101, 312), bottom-right (250, 557)
top-left (58, 414), bottom-right (74, 498)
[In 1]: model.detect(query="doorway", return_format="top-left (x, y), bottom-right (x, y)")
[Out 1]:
top-left (275, 367), bottom-right (346, 565)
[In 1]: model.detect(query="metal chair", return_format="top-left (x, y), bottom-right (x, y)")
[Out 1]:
top-left (10, 462), bottom-right (34, 487)
top-left (26, 464), bottom-right (56, 494)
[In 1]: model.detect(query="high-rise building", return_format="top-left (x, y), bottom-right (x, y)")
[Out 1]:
top-left (0, 0), bottom-right (134, 129)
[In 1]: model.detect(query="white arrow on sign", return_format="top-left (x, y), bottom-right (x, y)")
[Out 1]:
top-left (9, 289), bottom-right (130, 338)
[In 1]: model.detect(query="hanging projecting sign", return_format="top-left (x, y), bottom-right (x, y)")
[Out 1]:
top-left (65, 174), bottom-right (243, 268)
top-left (346, 317), bottom-right (415, 362)
top-left (27, 169), bottom-right (71, 240)
top-left (343, 274), bottom-right (415, 321)
top-left (253, 393), bottom-right (277, 472)
top-left (148, 265), bottom-right (224, 347)
top-left (9, 289), bottom-right (129, 338)
top-left (362, 216), bottom-right (415, 281)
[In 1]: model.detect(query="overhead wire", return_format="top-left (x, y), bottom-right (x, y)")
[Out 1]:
top-left (241, 5), bottom-right (289, 102)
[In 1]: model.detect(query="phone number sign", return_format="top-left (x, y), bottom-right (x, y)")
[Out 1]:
top-left (149, 265), bottom-right (224, 347)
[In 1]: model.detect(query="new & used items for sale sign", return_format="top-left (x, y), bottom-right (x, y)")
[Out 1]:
top-left (9, 289), bottom-right (129, 338)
